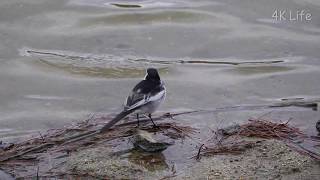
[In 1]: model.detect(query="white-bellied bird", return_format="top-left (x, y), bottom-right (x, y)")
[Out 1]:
top-left (100, 68), bottom-right (166, 132)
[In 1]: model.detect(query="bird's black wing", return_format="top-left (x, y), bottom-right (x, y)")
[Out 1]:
top-left (124, 80), bottom-right (162, 110)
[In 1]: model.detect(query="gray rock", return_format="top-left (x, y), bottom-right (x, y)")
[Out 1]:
top-left (132, 130), bottom-right (173, 152)
top-left (218, 124), bottom-right (241, 136)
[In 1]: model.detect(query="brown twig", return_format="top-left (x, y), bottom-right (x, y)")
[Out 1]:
top-left (196, 144), bottom-right (205, 160)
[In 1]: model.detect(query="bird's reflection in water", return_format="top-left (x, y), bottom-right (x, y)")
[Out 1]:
top-left (128, 150), bottom-right (169, 171)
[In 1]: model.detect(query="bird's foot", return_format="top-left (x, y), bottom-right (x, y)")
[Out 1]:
top-left (164, 112), bottom-right (176, 120)
top-left (152, 124), bottom-right (161, 130)
top-left (135, 123), bottom-right (141, 129)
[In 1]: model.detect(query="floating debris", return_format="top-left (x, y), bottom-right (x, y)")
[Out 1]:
top-left (111, 3), bottom-right (142, 8)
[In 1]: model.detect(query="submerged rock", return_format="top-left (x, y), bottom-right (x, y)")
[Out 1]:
top-left (316, 120), bottom-right (320, 133)
top-left (132, 130), bottom-right (173, 152)
top-left (128, 150), bottom-right (169, 171)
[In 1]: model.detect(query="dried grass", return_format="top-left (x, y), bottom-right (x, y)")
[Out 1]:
top-left (197, 118), bottom-right (320, 161)
top-left (239, 118), bottom-right (304, 140)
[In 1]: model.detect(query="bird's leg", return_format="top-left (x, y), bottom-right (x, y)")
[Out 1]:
top-left (136, 113), bottom-right (140, 128)
top-left (148, 114), bottom-right (158, 128)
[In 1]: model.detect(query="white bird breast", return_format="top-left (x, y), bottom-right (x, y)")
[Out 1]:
top-left (139, 88), bottom-right (166, 114)
top-left (127, 87), bottom-right (166, 114)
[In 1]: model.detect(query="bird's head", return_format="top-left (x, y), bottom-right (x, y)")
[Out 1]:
top-left (145, 68), bottom-right (160, 81)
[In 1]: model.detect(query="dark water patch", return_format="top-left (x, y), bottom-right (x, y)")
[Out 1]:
top-left (128, 150), bottom-right (169, 171)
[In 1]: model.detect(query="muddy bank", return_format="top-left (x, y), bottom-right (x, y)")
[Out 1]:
top-left (1, 111), bottom-right (319, 179)
top-left (65, 139), bottom-right (320, 179)
top-left (67, 147), bottom-right (149, 179)
top-left (175, 139), bottom-right (320, 180)
top-left (63, 117), bottom-right (320, 179)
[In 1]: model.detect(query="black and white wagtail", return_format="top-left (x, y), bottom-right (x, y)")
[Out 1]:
top-left (100, 68), bottom-right (166, 132)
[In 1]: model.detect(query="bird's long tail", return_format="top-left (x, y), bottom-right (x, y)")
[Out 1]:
top-left (99, 109), bottom-right (134, 133)
top-left (60, 109), bottom-right (134, 146)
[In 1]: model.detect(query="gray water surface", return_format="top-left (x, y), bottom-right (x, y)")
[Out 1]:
top-left (0, 0), bottom-right (319, 141)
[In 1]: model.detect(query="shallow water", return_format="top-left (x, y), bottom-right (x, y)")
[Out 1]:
top-left (0, 0), bottom-right (320, 174)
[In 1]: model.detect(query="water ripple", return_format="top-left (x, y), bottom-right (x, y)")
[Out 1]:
top-left (21, 47), bottom-right (288, 78)
top-left (77, 10), bottom-right (212, 27)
